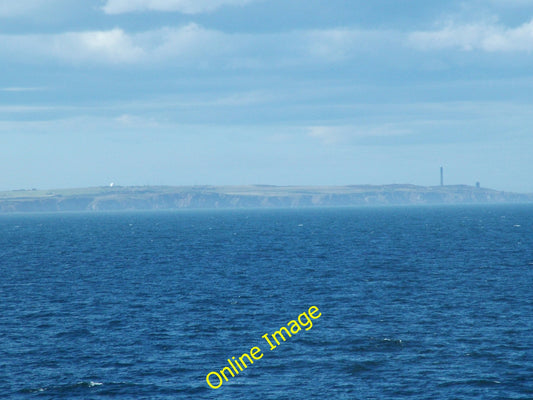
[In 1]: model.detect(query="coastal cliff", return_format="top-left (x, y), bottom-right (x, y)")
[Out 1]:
top-left (0, 184), bottom-right (531, 213)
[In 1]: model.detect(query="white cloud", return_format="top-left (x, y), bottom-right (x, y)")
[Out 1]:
top-left (59, 29), bottom-right (146, 63)
top-left (304, 101), bottom-right (533, 148)
top-left (408, 19), bottom-right (533, 51)
top-left (0, 28), bottom-right (145, 64)
top-left (102, 0), bottom-right (256, 14)
top-left (488, 0), bottom-right (533, 6)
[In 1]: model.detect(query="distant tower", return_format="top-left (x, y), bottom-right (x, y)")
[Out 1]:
top-left (440, 167), bottom-right (444, 186)
top-left (476, 182), bottom-right (480, 189)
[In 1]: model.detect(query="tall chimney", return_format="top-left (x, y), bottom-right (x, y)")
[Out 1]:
top-left (440, 166), bottom-right (444, 186)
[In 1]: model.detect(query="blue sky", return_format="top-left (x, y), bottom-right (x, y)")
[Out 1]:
top-left (1, 0), bottom-right (533, 192)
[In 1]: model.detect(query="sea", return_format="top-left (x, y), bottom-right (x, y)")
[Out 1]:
top-left (1, 205), bottom-right (532, 399)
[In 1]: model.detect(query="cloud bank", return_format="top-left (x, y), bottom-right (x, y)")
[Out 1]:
top-left (102, 0), bottom-right (256, 14)
top-left (0, 24), bottom-right (386, 66)
top-left (3, 17), bottom-right (532, 68)
top-left (409, 19), bottom-right (533, 51)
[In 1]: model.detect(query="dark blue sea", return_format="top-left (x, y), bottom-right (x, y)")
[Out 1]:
top-left (1, 205), bottom-right (532, 399)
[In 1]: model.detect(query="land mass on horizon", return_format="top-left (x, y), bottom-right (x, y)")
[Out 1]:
top-left (0, 184), bottom-right (532, 213)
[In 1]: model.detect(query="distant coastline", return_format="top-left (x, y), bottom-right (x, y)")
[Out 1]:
top-left (0, 184), bottom-right (532, 213)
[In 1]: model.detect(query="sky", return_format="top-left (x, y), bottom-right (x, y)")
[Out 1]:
top-left (1, 0), bottom-right (533, 192)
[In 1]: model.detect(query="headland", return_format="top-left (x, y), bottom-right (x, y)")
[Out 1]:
top-left (1, 184), bottom-right (532, 213)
